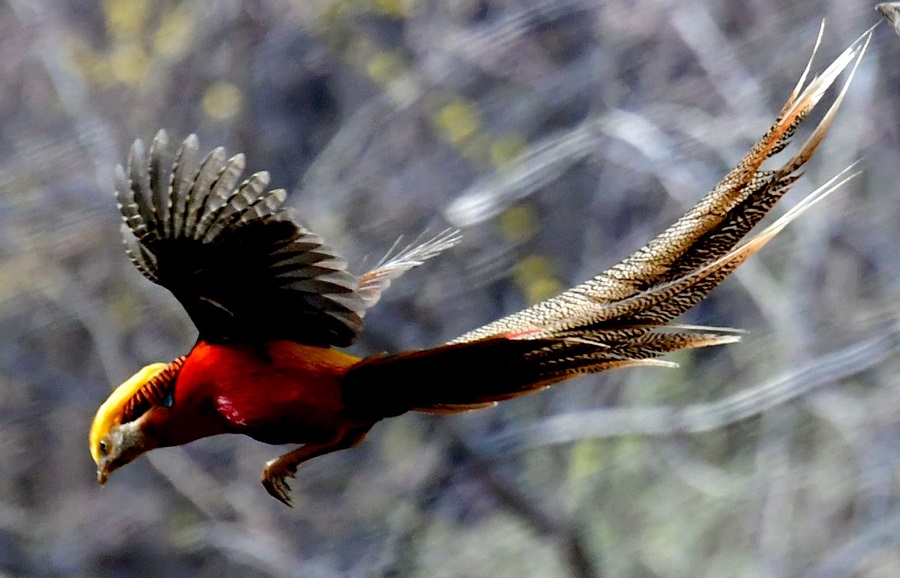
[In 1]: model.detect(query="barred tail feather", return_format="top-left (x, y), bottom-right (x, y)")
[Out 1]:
top-left (451, 28), bottom-right (870, 344)
top-left (343, 324), bottom-right (741, 417)
top-left (341, 28), bottom-right (868, 419)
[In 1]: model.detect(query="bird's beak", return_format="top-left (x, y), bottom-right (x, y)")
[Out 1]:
top-left (97, 459), bottom-right (111, 485)
top-left (93, 419), bottom-right (154, 486)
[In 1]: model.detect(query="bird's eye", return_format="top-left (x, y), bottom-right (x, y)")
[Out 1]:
top-left (99, 440), bottom-right (108, 455)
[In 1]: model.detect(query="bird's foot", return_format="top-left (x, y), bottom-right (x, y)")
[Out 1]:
top-left (262, 458), bottom-right (297, 507)
top-left (260, 431), bottom-right (371, 507)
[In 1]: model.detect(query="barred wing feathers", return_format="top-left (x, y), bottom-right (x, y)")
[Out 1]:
top-left (116, 131), bottom-right (366, 347)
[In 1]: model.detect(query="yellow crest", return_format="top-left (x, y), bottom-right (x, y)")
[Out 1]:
top-left (89, 363), bottom-right (168, 464)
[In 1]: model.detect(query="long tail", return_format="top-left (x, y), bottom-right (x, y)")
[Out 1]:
top-left (343, 28), bottom-right (869, 418)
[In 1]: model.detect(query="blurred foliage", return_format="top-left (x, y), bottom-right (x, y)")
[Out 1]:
top-left (1, 0), bottom-right (899, 577)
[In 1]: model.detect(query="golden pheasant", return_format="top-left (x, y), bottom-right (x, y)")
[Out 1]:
top-left (90, 28), bottom-right (869, 507)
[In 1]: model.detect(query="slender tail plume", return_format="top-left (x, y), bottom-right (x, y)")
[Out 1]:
top-left (343, 27), bottom-right (870, 418)
top-left (356, 229), bottom-right (463, 310)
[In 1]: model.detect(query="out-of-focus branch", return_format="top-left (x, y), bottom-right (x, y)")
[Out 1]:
top-left (801, 507), bottom-right (900, 578)
top-left (203, 523), bottom-right (342, 578)
top-left (451, 430), bottom-right (602, 578)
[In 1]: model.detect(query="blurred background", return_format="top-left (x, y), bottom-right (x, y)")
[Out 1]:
top-left (1, 0), bottom-right (899, 576)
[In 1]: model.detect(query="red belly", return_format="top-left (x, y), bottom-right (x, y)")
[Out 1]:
top-left (176, 340), bottom-right (366, 445)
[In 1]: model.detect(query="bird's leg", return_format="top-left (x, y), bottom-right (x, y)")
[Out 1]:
top-left (262, 427), bottom-right (370, 507)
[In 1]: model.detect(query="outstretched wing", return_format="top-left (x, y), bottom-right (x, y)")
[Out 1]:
top-left (116, 130), bottom-right (366, 346)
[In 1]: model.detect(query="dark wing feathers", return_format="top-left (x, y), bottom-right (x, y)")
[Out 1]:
top-left (168, 134), bottom-right (197, 239)
top-left (117, 130), bottom-right (366, 346)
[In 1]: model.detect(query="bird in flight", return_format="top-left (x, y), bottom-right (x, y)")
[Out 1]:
top-left (90, 28), bottom-right (869, 507)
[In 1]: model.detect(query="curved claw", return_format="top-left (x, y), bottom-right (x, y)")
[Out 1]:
top-left (259, 430), bottom-right (372, 508)
top-left (262, 460), bottom-right (296, 507)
